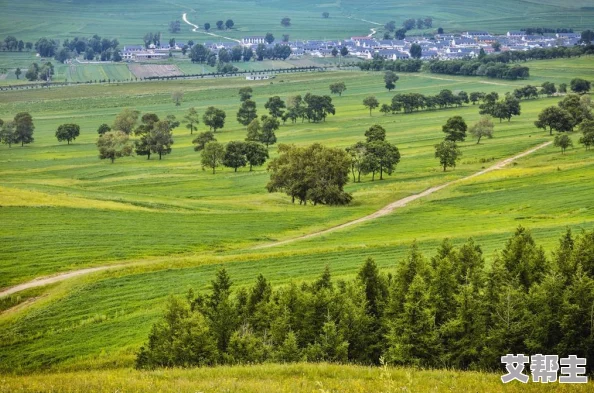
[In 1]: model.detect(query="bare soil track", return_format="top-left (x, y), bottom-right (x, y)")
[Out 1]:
top-left (0, 141), bottom-right (552, 297)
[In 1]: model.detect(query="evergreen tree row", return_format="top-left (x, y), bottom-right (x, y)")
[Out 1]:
top-left (136, 227), bottom-right (594, 371)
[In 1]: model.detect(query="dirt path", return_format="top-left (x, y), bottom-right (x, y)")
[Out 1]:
top-left (182, 13), bottom-right (241, 43)
top-left (253, 141), bottom-right (552, 250)
top-left (0, 142), bottom-right (551, 297)
top-left (0, 265), bottom-right (124, 298)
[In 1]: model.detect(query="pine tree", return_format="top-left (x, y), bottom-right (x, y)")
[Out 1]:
top-left (386, 274), bottom-right (440, 367)
top-left (553, 228), bottom-right (576, 282)
top-left (429, 239), bottom-right (458, 327)
top-left (558, 265), bottom-right (594, 364)
top-left (500, 226), bottom-right (548, 291)
top-left (204, 268), bottom-right (239, 355)
top-left (525, 272), bottom-right (565, 354)
top-left (389, 242), bottom-right (429, 317)
top-left (440, 283), bottom-right (485, 369)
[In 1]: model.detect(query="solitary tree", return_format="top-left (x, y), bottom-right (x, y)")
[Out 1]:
top-left (570, 78), bottom-right (591, 94)
top-left (384, 71), bottom-right (399, 91)
top-left (225, 19), bottom-right (234, 29)
top-left (243, 141), bottom-right (269, 171)
top-left (409, 44), bottom-right (422, 59)
top-left (281, 17), bottom-right (291, 27)
top-left (435, 140), bottom-right (461, 171)
top-left (223, 141), bottom-right (247, 172)
top-left (329, 82), bottom-right (347, 96)
top-left (265, 33), bottom-right (275, 44)
top-left (15, 68), bottom-right (21, 79)
top-left (151, 120), bottom-right (174, 160)
top-left (55, 123), bottom-right (80, 144)
top-left (172, 91), bottom-right (184, 106)
top-left (216, 21), bottom-right (224, 30)
top-left (469, 116), bottom-right (494, 144)
top-left (204, 22), bottom-right (211, 31)
top-left (14, 112), bottom-right (35, 147)
top-left (97, 123), bottom-right (111, 135)
top-left (554, 134), bottom-right (573, 154)
top-left (579, 121), bottom-right (594, 150)
top-left (239, 87), bottom-right (253, 101)
top-left (0, 121), bottom-right (16, 147)
top-left (363, 96), bottom-right (380, 116)
top-left (193, 131), bottom-right (216, 151)
top-left (237, 100), bottom-right (258, 126)
top-left (264, 96), bottom-right (286, 119)
top-left (97, 131), bottom-right (133, 163)
top-left (260, 116), bottom-right (279, 148)
top-left (380, 104), bottom-right (392, 115)
top-left (201, 141), bottom-right (225, 173)
top-left (113, 108), bottom-right (140, 134)
top-left (534, 106), bottom-right (574, 135)
top-left (203, 107), bottom-right (226, 132)
top-left (322, 12), bottom-right (330, 18)
top-left (184, 107), bottom-right (200, 134)
top-left (340, 46), bottom-right (349, 57)
top-left (442, 116), bottom-right (467, 142)
top-left (244, 119), bottom-right (262, 142)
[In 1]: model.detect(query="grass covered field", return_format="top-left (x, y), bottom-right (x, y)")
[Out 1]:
top-left (0, 363), bottom-right (588, 392)
top-left (0, 56), bottom-right (593, 386)
top-left (0, 0), bottom-right (593, 45)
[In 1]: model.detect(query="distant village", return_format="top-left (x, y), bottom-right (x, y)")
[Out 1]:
top-left (121, 30), bottom-right (583, 62)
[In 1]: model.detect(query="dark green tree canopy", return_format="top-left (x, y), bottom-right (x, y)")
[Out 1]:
top-left (55, 123), bottom-right (80, 144)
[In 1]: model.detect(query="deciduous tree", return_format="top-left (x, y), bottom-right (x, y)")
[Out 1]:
top-left (13, 112), bottom-right (34, 146)
top-left (184, 107), bottom-right (200, 134)
top-left (203, 107), bottom-right (226, 132)
top-left (55, 123), bottom-right (80, 144)
top-left (363, 96), bottom-right (379, 116)
top-left (201, 141), bottom-right (225, 173)
top-left (435, 140), bottom-right (461, 171)
top-left (469, 116), bottom-right (494, 144)
top-left (97, 131), bottom-right (133, 163)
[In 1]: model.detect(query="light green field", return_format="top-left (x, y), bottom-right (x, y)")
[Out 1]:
top-left (0, 363), bottom-right (587, 392)
top-left (0, 56), bottom-right (593, 382)
top-left (0, 0), bottom-right (593, 45)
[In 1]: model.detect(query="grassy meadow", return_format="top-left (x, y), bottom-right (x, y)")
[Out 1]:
top-left (0, 0), bottom-right (593, 46)
top-left (0, 363), bottom-right (589, 392)
top-left (0, 55), bottom-right (593, 390)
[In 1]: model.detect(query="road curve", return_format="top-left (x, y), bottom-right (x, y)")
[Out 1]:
top-left (253, 141), bottom-right (553, 250)
top-left (0, 141), bottom-right (551, 297)
top-left (182, 13), bottom-right (241, 43)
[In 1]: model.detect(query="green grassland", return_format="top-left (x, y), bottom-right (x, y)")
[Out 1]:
top-left (0, 56), bottom-right (593, 384)
top-left (0, 0), bottom-right (593, 46)
top-left (0, 363), bottom-right (588, 392)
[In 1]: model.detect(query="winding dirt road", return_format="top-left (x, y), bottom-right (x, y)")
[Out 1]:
top-left (182, 13), bottom-right (241, 43)
top-left (253, 141), bottom-right (552, 249)
top-left (0, 142), bottom-right (551, 298)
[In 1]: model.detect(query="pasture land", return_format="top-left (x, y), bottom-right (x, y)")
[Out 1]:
top-left (0, 0), bottom-right (593, 45)
top-left (0, 363), bottom-right (587, 392)
top-left (0, 56), bottom-right (593, 375)
top-left (128, 64), bottom-right (183, 79)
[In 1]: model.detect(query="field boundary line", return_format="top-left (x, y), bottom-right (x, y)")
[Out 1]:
top-left (0, 142), bottom-right (551, 297)
top-left (253, 141), bottom-right (553, 249)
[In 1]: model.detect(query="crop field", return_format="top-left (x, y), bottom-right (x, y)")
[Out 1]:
top-left (1, 0), bottom-right (593, 45)
top-left (128, 64), bottom-right (183, 79)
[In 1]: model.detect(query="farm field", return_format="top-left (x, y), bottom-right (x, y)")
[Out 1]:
top-left (0, 0), bottom-right (593, 45)
top-left (0, 55), bottom-right (594, 381)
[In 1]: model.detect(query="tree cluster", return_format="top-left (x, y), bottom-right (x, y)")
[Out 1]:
top-left (0, 112), bottom-right (34, 147)
top-left (535, 94), bottom-right (593, 134)
top-left (137, 228), bottom-right (594, 372)
top-left (358, 57), bottom-right (422, 72)
top-left (479, 94), bottom-right (521, 123)
top-left (59, 35), bottom-right (120, 63)
top-left (267, 143), bottom-right (352, 205)
top-left (428, 60), bottom-right (529, 80)
top-left (2, 36), bottom-right (30, 52)
top-left (199, 140), bottom-right (269, 173)
top-left (347, 125), bottom-right (401, 182)
top-left (24, 62), bottom-right (54, 82)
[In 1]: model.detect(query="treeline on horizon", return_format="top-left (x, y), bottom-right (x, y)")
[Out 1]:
top-left (136, 227), bottom-right (594, 372)
top-left (360, 44), bottom-right (594, 80)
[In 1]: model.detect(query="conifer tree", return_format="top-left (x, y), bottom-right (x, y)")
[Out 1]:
top-left (386, 274), bottom-right (440, 367)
